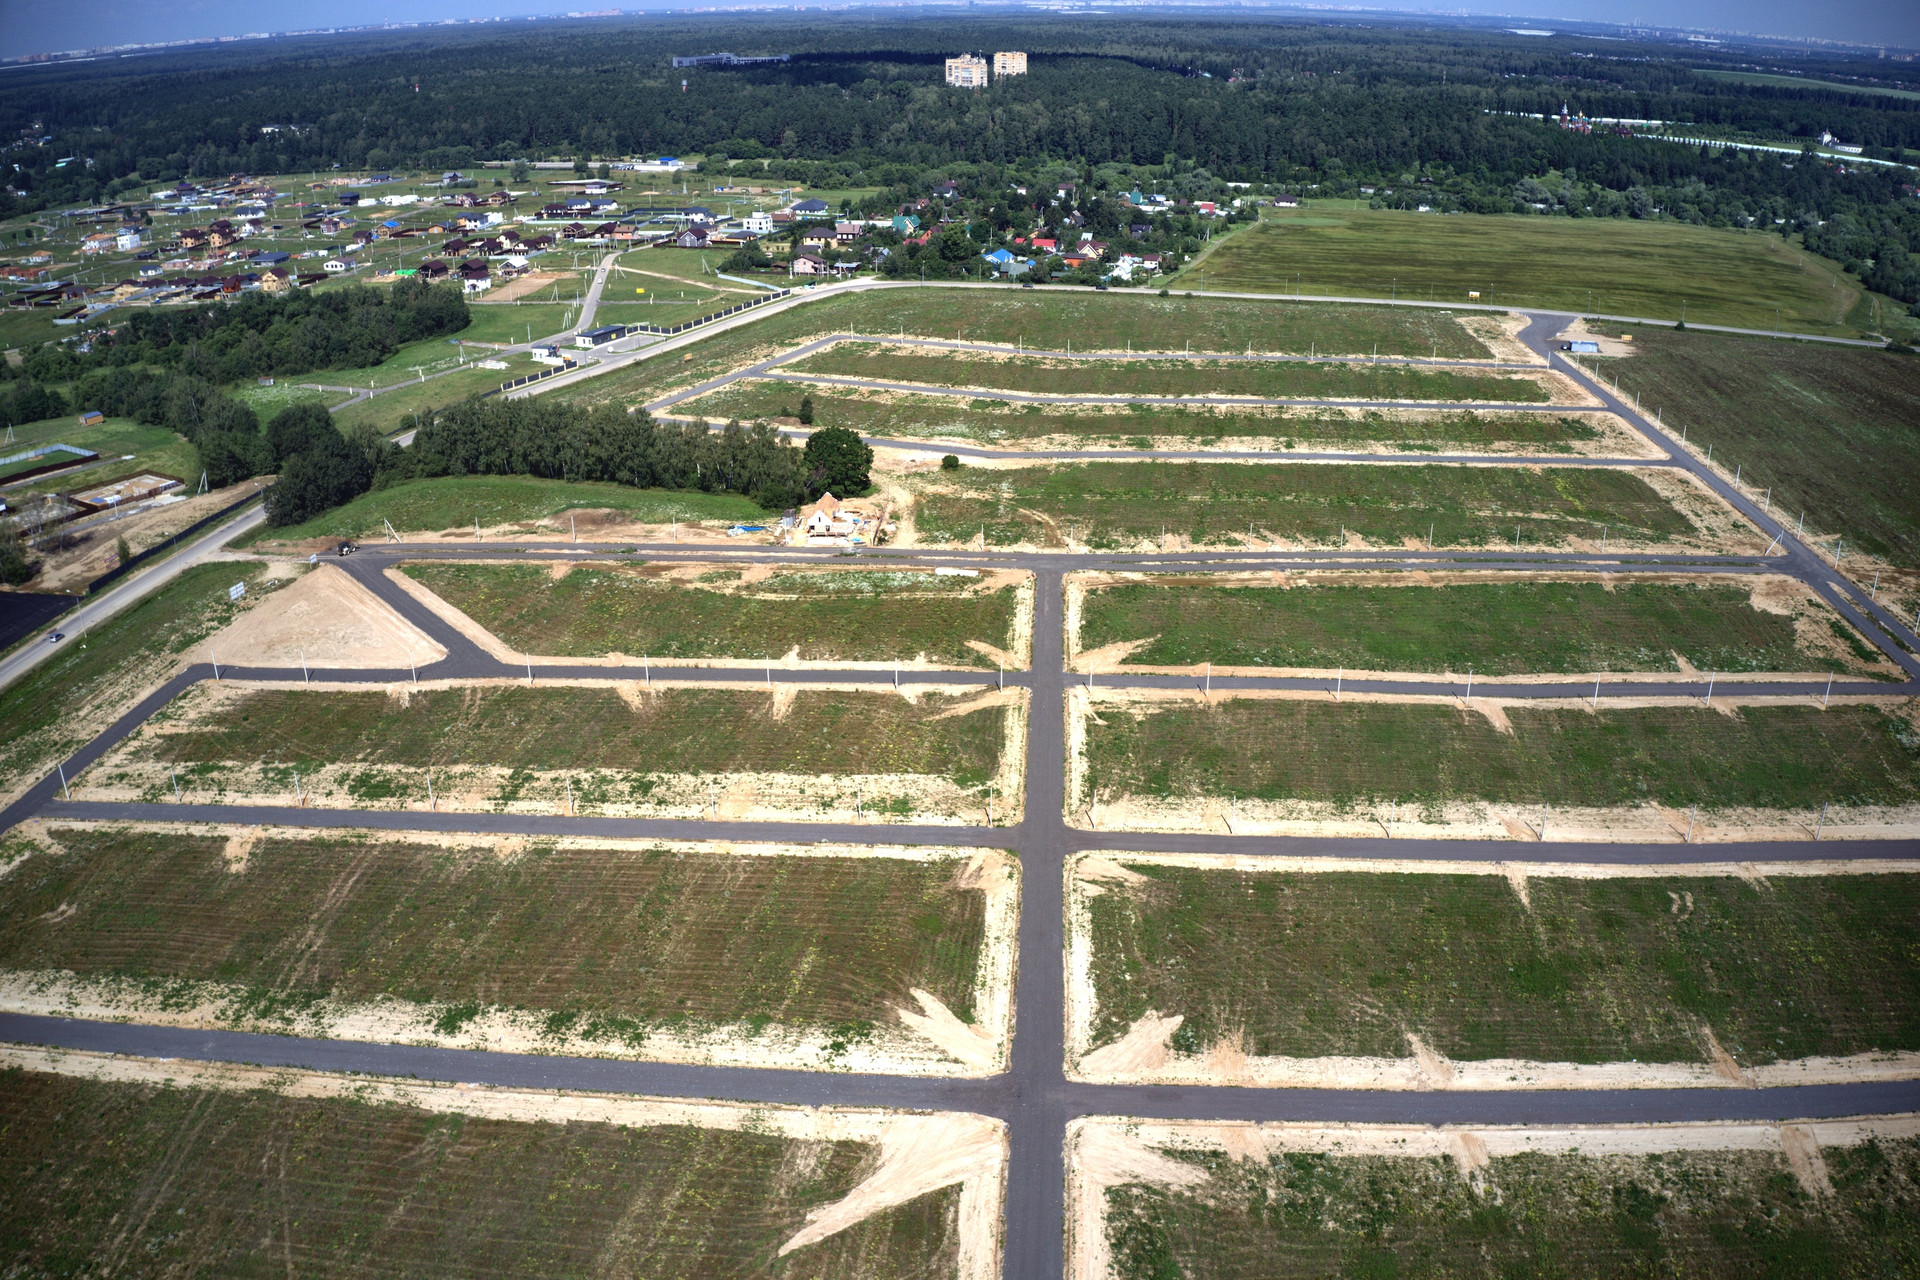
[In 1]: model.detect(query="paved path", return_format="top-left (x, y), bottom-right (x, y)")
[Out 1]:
top-left (6, 294), bottom-right (1920, 1277)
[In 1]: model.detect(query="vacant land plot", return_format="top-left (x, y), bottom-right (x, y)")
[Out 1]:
top-left (0, 560), bottom-right (282, 807)
top-left (911, 462), bottom-right (1700, 550)
top-left (0, 1069), bottom-right (957, 1279)
top-left (405, 562), bottom-right (1021, 667)
top-left (0, 827), bottom-right (985, 1033)
top-left (1076, 578), bottom-right (1882, 676)
top-left (681, 383), bottom-right (1603, 451)
top-left (145, 685), bottom-right (1006, 786)
top-left (1198, 206), bottom-right (1859, 334)
top-left (243, 475), bottom-right (765, 543)
top-left (1099, 1132), bottom-right (1920, 1280)
top-left (789, 345), bottom-right (1550, 403)
top-left (571, 294), bottom-right (1491, 412)
top-left (1081, 701), bottom-right (1920, 811)
top-left (1084, 863), bottom-right (1920, 1063)
top-left (1610, 327), bottom-right (1920, 566)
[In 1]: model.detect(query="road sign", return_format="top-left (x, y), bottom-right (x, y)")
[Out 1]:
top-left (228, 582), bottom-right (246, 601)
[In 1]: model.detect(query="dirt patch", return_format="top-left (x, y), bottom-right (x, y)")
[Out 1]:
top-left (1561, 317), bottom-right (1641, 359)
top-left (1460, 312), bottom-right (1547, 365)
top-left (1067, 1121), bottom-right (1210, 1280)
top-left (21, 478), bottom-right (271, 594)
top-left (481, 271), bottom-right (569, 303)
top-left (192, 564), bottom-right (446, 669)
top-left (781, 1112), bottom-right (1005, 1278)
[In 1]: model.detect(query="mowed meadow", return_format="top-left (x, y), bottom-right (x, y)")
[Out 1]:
top-left (1193, 207), bottom-right (1862, 334)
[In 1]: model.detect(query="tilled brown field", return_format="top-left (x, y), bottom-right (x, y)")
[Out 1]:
top-left (0, 1069), bottom-right (959, 1279)
top-left (0, 828), bottom-right (988, 1034)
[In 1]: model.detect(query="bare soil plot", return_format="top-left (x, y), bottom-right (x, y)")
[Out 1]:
top-left (1077, 698), bottom-right (1920, 815)
top-left (402, 561), bottom-right (1029, 669)
top-left (1076, 859), bottom-right (1920, 1067)
top-left (906, 461), bottom-right (1730, 552)
top-left (1610, 326), bottom-right (1920, 567)
top-left (18, 477), bottom-right (270, 594)
top-left (0, 827), bottom-right (1013, 1072)
top-left (203, 562), bottom-right (446, 669)
top-left (91, 682), bottom-right (1024, 824)
top-left (1072, 574), bottom-right (1894, 678)
top-left (0, 1062), bottom-right (968, 1280)
top-left (787, 344), bottom-right (1558, 404)
top-left (678, 381), bottom-right (1648, 456)
top-left (1075, 1116), bottom-right (1920, 1280)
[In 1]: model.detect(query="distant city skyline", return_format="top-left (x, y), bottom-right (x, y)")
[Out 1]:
top-left (2, 0), bottom-right (1915, 63)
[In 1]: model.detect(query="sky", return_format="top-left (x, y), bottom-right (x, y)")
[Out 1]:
top-left (1, 0), bottom-right (1915, 61)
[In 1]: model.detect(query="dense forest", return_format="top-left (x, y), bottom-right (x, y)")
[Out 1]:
top-left (3, 15), bottom-right (1915, 299)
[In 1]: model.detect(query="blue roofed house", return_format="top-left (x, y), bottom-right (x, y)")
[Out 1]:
top-left (791, 198), bottom-right (830, 215)
top-left (982, 247), bottom-right (1031, 277)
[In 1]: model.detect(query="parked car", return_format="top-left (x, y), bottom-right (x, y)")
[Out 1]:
top-left (336, 541), bottom-right (356, 556)
top-left (47, 632), bottom-right (64, 644)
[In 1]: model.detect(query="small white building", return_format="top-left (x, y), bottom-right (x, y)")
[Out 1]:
top-left (743, 210), bottom-right (774, 234)
top-left (116, 228), bottom-right (143, 251)
top-left (322, 258), bottom-right (350, 272)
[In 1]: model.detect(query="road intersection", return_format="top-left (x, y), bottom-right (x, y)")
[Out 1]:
top-left (4, 300), bottom-right (1918, 1277)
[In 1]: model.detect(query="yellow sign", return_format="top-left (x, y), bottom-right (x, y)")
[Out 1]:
top-left (636, 287), bottom-right (646, 294)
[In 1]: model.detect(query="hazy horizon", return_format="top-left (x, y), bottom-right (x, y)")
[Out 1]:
top-left (2, 0), bottom-right (1916, 63)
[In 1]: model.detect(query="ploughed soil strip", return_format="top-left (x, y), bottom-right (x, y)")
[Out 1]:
top-left (909, 461), bottom-right (1707, 551)
top-left (0, 1066), bottom-right (961, 1280)
top-left (1082, 862), bottom-right (1920, 1066)
top-left (1086, 1118), bottom-right (1920, 1280)
top-left (788, 345), bottom-right (1552, 404)
top-left (1081, 700), bottom-right (1920, 813)
top-left (1076, 577), bottom-right (1884, 677)
top-left (143, 685), bottom-right (1006, 785)
top-left (403, 561), bottom-right (1019, 668)
top-left (0, 827), bottom-right (986, 1039)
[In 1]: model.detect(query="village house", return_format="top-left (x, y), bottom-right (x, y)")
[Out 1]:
top-left (789, 251), bottom-right (828, 276)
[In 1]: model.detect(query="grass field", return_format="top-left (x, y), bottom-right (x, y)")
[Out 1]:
top-left (1086, 864), bottom-right (1920, 1063)
top-left (0, 1070), bottom-right (957, 1279)
top-left (1607, 327), bottom-right (1920, 566)
top-left (241, 475), bottom-right (767, 543)
top-left (0, 560), bottom-right (276, 801)
top-left (0, 827), bottom-right (985, 1032)
top-left (1103, 1137), bottom-right (1920, 1280)
top-left (231, 380), bottom-right (354, 416)
top-left (683, 383), bottom-right (1600, 449)
top-left (913, 462), bottom-right (1695, 549)
top-left (568, 295), bottom-right (1494, 416)
top-left (328, 353), bottom-right (548, 437)
top-left (406, 562), bottom-right (1020, 667)
top-left (148, 686), bottom-right (1007, 786)
top-left (1193, 206), bottom-right (1868, 335)
top-left (789, 345), bottom-right (1548, 403)
top-left (1081, 701), bottom-right (1920, 810)
top-left (1077, 579), bottom-right (1873, 675)
top-left (1696, 67), bottom-right (1920, 101)
top-left (0, 415), bottom-right (196, 501)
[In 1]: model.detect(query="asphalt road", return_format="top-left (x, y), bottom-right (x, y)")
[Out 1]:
top-left (0, 501), bottom-right (265, 695)
top-left (5, 294), bottom-right (1920, 1277)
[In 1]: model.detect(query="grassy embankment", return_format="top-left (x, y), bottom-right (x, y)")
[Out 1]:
top-left (0, 827), bottom-right (985, 1034)
top-left (1190, 204), bottom-right (1886, 337)
top-left (787, 345), bottom-right (1548, 402)
top-left (240, 474), bottom-right (766, 544)
top-left (1608, 327), bottom-right (1920, 568)
top-left (1085, 864), bottom-right (1920, 1063)
top-left (1078, 579), bottom-right (1882, 675)
top-left (0, 561), bottom-right (278, 802)
top-left (0, 1070), bottom-right (957, 1278)
top-left (140, 685), bottom-right (1007, 794)
top-left (913, 462), bottom-right (1695, 549)
top-left (1081, 701), bottom-right (1920, 811)
top-left (679, 382), bottom-right (1599, 449)
top-left (1103, 1136), bottom-right (1920, 1280)
top-left (406, 562), bottom-right (1020, 667)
